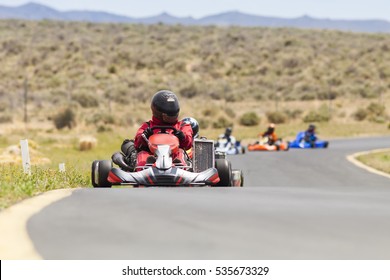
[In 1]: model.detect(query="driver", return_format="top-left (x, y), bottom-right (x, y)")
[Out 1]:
top-left (260, 123), bottom-right (278, 145)
top-left (303, 124), bottom-right (317, 147)
top-left (133, 90), bottom-right (193, 168)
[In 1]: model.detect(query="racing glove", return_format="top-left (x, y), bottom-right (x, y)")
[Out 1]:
top-left (142, 127), bottom-right (153, 139)
top-left (174, 130), bottom-right (185, 141)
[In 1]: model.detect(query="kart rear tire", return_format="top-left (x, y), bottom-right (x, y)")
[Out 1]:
top-left (215, 158), bottom-right (233, 187)
top-left (91, 160), bottom-right (112, 188)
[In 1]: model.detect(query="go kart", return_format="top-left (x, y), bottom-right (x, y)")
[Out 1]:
top-left (247, 137), bottom-right (289, 151)
top-left (92, 126), bottom-right (243, 188)
top-left (288, 132), bottom-right (329, 149)
top-left (215, 138), bottom-right (245, 155)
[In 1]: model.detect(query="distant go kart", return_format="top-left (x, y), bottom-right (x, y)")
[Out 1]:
top-left (288, 132), bottom-right (329, 149)
top-left (247, 137), bottom-right (289, 151)
top-left (92, 126), bottom-right (243, 188)
top-left (215, 138), bottom-right (245, 155)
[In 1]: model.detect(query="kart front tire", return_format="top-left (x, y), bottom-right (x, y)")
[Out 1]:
top-left (91, 160), bottom-right (112, 188)
top-left (215, 158), bottom-right (233, 187)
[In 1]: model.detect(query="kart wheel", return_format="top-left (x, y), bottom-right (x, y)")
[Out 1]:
top-left (91, 160), bottom-right (99, 187)
top-left (91, 160), bottom-right (112, 188)
top-left (215, 158), bottom-right (233, 187)
top-left (241, 147), bottom-right (246, 154)
top-left (232, 169), bottom-right (244, 187)
top-left (324, 141), bottom-right (329, 148)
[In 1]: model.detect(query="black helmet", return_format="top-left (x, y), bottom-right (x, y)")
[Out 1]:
top-left (267, 123), bottom-right (275, 133)
top-left (225, 127), bottom-right (232, 136)
top-left (308, 124), bottom-right (316, 132)
top-left (151, 90), bottom-right (180, 124)
top-left (182, 117), bottom-right (199, 138)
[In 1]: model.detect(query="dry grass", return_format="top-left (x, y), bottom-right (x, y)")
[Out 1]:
top-left (357, 150), bottom-right (390, 174)
top-left (0, 19), bottom-right (389, 132)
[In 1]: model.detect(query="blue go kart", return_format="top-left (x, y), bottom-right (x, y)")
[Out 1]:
top-left (289, 132), bottom-right (329, 149)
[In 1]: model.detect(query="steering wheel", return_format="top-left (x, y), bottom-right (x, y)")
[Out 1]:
top-left (150, 126), bottom-right (178, 134)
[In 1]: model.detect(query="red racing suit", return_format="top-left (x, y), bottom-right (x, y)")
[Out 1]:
top-left (134, 116), bottom-right (193, 168)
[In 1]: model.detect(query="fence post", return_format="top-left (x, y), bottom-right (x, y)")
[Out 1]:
top-left (20, 139), bottom-right (31, 175)
top-left (59, 163), bottom-right (66, 173)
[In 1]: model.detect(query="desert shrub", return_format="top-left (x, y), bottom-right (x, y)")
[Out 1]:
top-left (86, 113), bottom-right (115, 126)
top-left (53, 108), bottom-right (76, 129)
top-left (239, 112), bottom-right (260, 126)
top-left (303, 110), bottom-right (330, 123)
top-left (317, 90), bottom-right (339, 100)
top-left (0, 114), bottom-right (12, 123)
top-left (300, 93), bottom-right (316, 101)
top-left (0, 101), bottom-right (8, 112)
top-left (107, 65), bottom-right (117, 74)
top-left (212, 116), bottom-right (232, 129)
top-left (362, 102), bottom-right (387, 123)
top-left (353, 108), bottom-right (368, 121)
top-left (97, 125), bottom-right (113, 133)
top-left (179, 84), bottom-right (198, 99)
top-left (198, 118), bottom-right (209, 130)
top-left (225, 93), bottom-right (242, 102)
top-left (225, 107), bottom-right (236, 118)
top-left (367, 103), bottom-right (385, 117)
top-left (208, 91), bottom-right (223, 100)
top-left (266, 111), bottom-right (287, 124)
top-left (73, 93), bottom-right (99, 108)
top-left (202, 108), bottom-right (217, 117)
top-left (284, 109), bottom-right (303, 119)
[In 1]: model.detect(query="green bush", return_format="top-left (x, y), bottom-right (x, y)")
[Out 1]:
top-left (212, 116), bottom-right (232, 129)
top-left (367, 102), bottom-right (386, 122)
top-left (303, 110), bottom-right (330, 123)
top-left (266, 111), bottom-right (287, 124)
top-left (239, 112), bottom-right (260, 126)
top-left (53, 107), bottom-right (76, 129)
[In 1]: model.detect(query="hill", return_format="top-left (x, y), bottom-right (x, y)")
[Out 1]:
top-left (0, 2), bottom-right (390, 33)
top-left (0, 19), bottom-right (389, 135)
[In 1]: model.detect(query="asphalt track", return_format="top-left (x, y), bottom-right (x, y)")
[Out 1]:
top-left (27, 136), bottom-right (390, 259)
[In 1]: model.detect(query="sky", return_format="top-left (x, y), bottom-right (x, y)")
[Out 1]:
top-left (1, 0), bottom-right (390, 21)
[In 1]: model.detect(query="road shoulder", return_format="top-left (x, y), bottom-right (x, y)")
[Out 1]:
top-left (0, 189), bottom-right (75, 259)
top-left (347, 148), bottom-right (390, 180)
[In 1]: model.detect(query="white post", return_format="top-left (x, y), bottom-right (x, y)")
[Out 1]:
top-left (20, 139), bottom-right (31, 175)
top-left (59, 163), bottom-right (66, 173)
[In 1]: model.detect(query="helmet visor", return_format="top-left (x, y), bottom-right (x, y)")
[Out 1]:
top-left (162, 113), bottom-right (178, 124)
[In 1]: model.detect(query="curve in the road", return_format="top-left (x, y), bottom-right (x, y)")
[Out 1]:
top-left (0, 189), bottom-right (73, 259)
top-left (3, 136), bottom-right (390, 259)
top-left (347, 148), bottom-right (390, 180)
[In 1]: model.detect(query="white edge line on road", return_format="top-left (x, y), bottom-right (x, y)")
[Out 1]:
top-left (347, 148), bottom-right (390, 180)
top-left (0, 188), bottom-right (76, 259)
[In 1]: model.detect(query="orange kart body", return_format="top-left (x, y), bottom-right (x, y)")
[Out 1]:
top-left (247, 141), bottom-right (289, 151)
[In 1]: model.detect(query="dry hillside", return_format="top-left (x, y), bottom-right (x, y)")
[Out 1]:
top-left (0, 19), bottom-right (389, 134)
